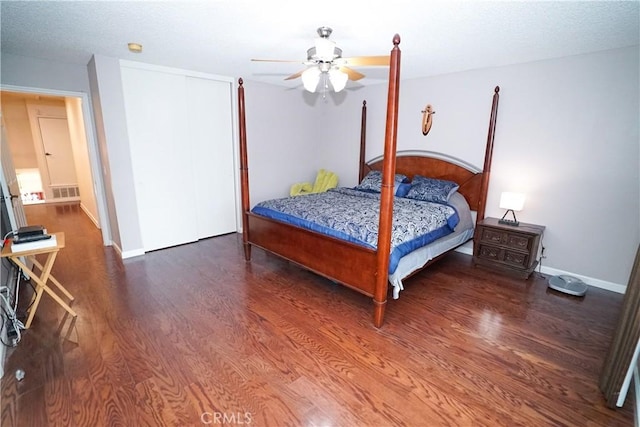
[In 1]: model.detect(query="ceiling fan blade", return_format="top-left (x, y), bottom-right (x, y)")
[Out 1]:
top-left (284, 69), bottom-right (305, 80)
top-left (340, 55), bottom-right (390, 66)
top-left (340, 67), bottom-right (365, 81)
top-left (251, 59), bottom-right (301, 63)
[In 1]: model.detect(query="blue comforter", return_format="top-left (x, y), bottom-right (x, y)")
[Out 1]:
top-left (251, 188), bottom-right (459, 274)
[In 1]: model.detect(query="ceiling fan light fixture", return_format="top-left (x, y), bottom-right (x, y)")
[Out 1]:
top-left (315, 37), bottom-right (336, 62)
top-left (301, 67), bottom-right (321, 93)
top-left (307, 46), bottom-right (342, 63)
top-left (329, 68), bottom-right (348, 92)
top-left (254, 26), bottom-right (384, 92)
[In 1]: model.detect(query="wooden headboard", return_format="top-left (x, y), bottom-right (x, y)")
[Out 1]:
top-left (364, 152), bottom-right (484, 210)
top-left (359, 86), bottom-right (500, 223)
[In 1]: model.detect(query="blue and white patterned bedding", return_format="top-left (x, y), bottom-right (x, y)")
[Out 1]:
top-left (251, 187), bottom-right (459, 274)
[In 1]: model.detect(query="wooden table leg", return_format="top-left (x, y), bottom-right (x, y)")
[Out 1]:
top-left (30, 258), bottom-right (75, 301)
top-left (24, 282), bottom-right (45, 329)
top-left (10, 251), bottom-right (77, 329)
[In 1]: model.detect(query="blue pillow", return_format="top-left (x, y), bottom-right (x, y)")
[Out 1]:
top-left (355, 170), bottom-right (409, 196)
top-left (405, 175), bottom-right (459, 203)
top-left (395, 182), bottom-right (412, 198)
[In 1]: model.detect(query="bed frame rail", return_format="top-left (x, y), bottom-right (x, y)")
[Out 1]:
top-left (247, 214), bottom-right (378, 295)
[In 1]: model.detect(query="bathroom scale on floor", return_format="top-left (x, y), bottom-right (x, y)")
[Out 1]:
top-left (548, 275), bottom-right (588, 297)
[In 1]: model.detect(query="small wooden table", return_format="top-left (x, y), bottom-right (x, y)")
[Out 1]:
top-left (473, 218), bottom-right (545, 279)
top-left (0, 232), bottom-right (76, 328)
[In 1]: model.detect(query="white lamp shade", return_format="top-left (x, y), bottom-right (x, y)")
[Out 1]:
top-left (329, 68), bottom-right (348, 92)
top-left (499, 192), bottom-right (526, 211)
top-left (301, 67), bottom-right (321, 93)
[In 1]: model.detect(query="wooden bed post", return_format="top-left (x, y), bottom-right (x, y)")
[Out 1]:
top-left (373, 34), bottom-right (402, 328)
top-left (476, 86), bottom-right (500, 223)
top-left (238, 78), bottom-right (251, 260)
top-left (358, 100), bottom-right (367, 182)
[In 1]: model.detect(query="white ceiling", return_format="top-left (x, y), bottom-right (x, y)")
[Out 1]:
top-left (1, 1), bottom-right (639, 90)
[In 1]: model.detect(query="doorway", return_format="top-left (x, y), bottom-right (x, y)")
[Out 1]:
top-left (3, 92), bottom-right (81, 205)
top-left (0, 85), bottom-right (111, 246)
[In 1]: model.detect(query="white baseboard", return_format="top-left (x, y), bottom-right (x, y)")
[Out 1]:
top-left (43, 197), bottom-right (81, 204)
top-left (454, 246), bottom-right (626, 294)
top-left (541, 265), bottom-right (626, 294)
top-left (96, 240), bottom-right (143, 260)
top-left (79, 203), bottom-right (100, 229)
top-left (456, 246), bottom-right (474, 256)
top-left (119, 246), bottom-right (145, 259)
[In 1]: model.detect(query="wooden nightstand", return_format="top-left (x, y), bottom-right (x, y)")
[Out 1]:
top-left (473, 218), bottom-right (545, 279)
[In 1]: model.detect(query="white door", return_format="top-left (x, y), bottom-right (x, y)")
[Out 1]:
top-left (121, 67), bottom-right (199, 251)
top-left (38, 117), bottom-right (78, 186)
top-left (186, 77), bottom-right (236, 238)
top-left (0, 117), bottom-right (27, 230)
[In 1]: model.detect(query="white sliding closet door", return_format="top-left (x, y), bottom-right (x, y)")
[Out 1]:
top-left (186, 77), bottom-right (236, 238)
top-left (121, 63), bottom-right (237, 252)
top-left (121, 67), bottom-right (197, 251)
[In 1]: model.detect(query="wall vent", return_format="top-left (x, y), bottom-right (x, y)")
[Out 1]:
top-left (52, 186), bottom-right (80, 199)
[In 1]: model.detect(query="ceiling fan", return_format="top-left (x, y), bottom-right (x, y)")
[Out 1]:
top-left (251, 27), bottom-right (390, 93)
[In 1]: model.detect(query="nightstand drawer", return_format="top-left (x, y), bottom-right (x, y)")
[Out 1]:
top-left (477, 245), bottom-right (530, 268)
top-left (506, 234), bottom-right (533, 251)
top-left (480, 228), bottom-right (505, 244)
top-left (479, 228), bottom-right (534, 252)
top-left (478, 244), bottom-right (501, 260)
top-left (504, 250), bottom-right (529, 268)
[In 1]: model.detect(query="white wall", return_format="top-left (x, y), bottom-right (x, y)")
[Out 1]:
top-left (322, 46), bottom-right (639, 291)
top-left (1, 53), bottom-right (92, 94)
top-left (241, 80), bottom-right (322, 202)
top-left (87, 55), bottom-right (143, 257)
top-left (66, 97), bottom-right (100, 227)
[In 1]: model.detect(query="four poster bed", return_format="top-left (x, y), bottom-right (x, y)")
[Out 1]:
top-left (237, 34), bottom-right (501, 327)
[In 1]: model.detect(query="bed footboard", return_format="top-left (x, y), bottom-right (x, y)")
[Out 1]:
top-left (247, 213), bottom-right (378, 296)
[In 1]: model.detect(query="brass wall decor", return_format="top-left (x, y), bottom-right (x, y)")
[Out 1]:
top-left (421, 104), bottom-right (435, 136)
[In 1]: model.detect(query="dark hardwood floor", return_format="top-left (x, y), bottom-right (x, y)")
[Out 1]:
top-left (0, 202), bottom-right (634, 426)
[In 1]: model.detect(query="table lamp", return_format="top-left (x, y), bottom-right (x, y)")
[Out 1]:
top-left (498, 192), bottom-right (525, 226)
